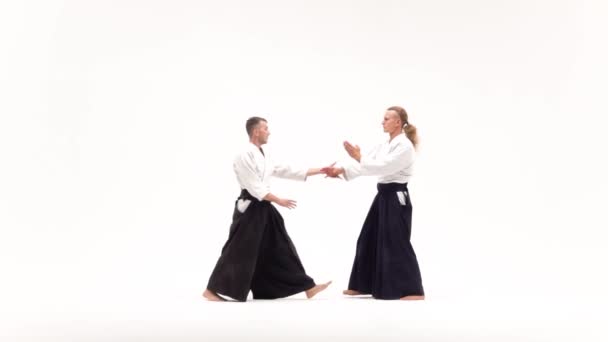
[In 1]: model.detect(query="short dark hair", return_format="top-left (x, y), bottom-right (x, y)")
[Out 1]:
top-left (246, 116), bottom-right (267, 137)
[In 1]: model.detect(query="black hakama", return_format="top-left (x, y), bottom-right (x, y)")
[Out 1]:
top-left (347, 182), bottom-right (424, 299)
top-left (206, 190), bottom-right (315, 301)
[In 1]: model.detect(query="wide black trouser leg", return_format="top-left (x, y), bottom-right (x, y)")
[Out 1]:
top-left (347, 194), bottom-right (380, 295)
top-left (251, 205), bottom-right (315, 299)
top-left (207, 201), bottom-right (314, 301)
top-left (206, 201), bottom-right (267, 302)
top-left (347, 184), bottom-right (424, 299)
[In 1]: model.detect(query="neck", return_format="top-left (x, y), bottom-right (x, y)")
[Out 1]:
top-left (250, 139), bottom-right (263, 148)
top-left (389, 130), bottom-right (402, 141)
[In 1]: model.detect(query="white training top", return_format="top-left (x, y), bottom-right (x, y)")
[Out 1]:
top-left (343, 134), bottom-right (415, 183)
top-left (233, 142), bottom-right (307, 201)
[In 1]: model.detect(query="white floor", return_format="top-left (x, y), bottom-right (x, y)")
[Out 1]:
top-left (3, 292), bottom-right (607, 342)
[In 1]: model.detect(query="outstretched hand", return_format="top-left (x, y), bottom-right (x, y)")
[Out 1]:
top-left (319, 162), bottom-right (336, 174)
top-left (343, 141), bottom-right (361, 162)
top-left (320, 162), bottom-right (345, 179)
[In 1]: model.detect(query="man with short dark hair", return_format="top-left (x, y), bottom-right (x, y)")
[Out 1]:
top-left (202, 117), bottom-right (332, 302)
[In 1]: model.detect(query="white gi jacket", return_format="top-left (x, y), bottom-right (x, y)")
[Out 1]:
top-left (343, 134), bottom-right (415, 184)
top-left (233, 142), bottom-right (307, 202)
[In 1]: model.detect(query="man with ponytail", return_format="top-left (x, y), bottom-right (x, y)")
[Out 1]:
top-left (323, 106), bottom-right (424, 300)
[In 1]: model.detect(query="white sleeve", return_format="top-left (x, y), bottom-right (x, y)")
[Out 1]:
top-left (342, 160), bottom-right (362, 181)
top-left (359, 143), bottom-right (413, 177)
top-left (272, 163), bottom-right (307, 181)
top-left (342, 144), bottom-right (381, 181)
top-left (233, 151), bottom-right (270, 201)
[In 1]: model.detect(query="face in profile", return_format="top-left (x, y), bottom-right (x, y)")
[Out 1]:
top-left (255, 121), bottom-right (271, 144)
top-left (382, 110), bottom-right (402, 133)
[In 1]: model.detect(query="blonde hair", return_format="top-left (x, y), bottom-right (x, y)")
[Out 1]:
top-left (388, 106), bottom-right (418, 149)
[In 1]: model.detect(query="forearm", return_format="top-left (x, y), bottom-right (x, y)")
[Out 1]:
top-left (306, 168), bottom-right (323, 177)
top-left (336, 167), bottom-right (347, 180)
top-left (262, 192), bottom-right (281, 203)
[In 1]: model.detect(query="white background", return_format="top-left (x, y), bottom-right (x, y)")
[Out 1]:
top-left (1, 0), bottom-right (607, 341)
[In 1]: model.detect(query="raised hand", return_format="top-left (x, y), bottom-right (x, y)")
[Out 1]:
top-left (343, 141), bottom-right (361, 162)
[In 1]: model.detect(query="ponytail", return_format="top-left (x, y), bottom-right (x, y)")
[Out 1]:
top-left (388, 106), bottom-right (419, 149)
top-left (402, 122), bottom-right (419, 149)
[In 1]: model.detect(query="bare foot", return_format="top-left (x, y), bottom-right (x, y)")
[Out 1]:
top-left (203, 289), bottom-right (226, 301)
top-left (342, 289), bottom-right (363, 296)
top-left (305, 281), bottom-right (332, 299)
top-left (400, 295), bottom-right (425, 300)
